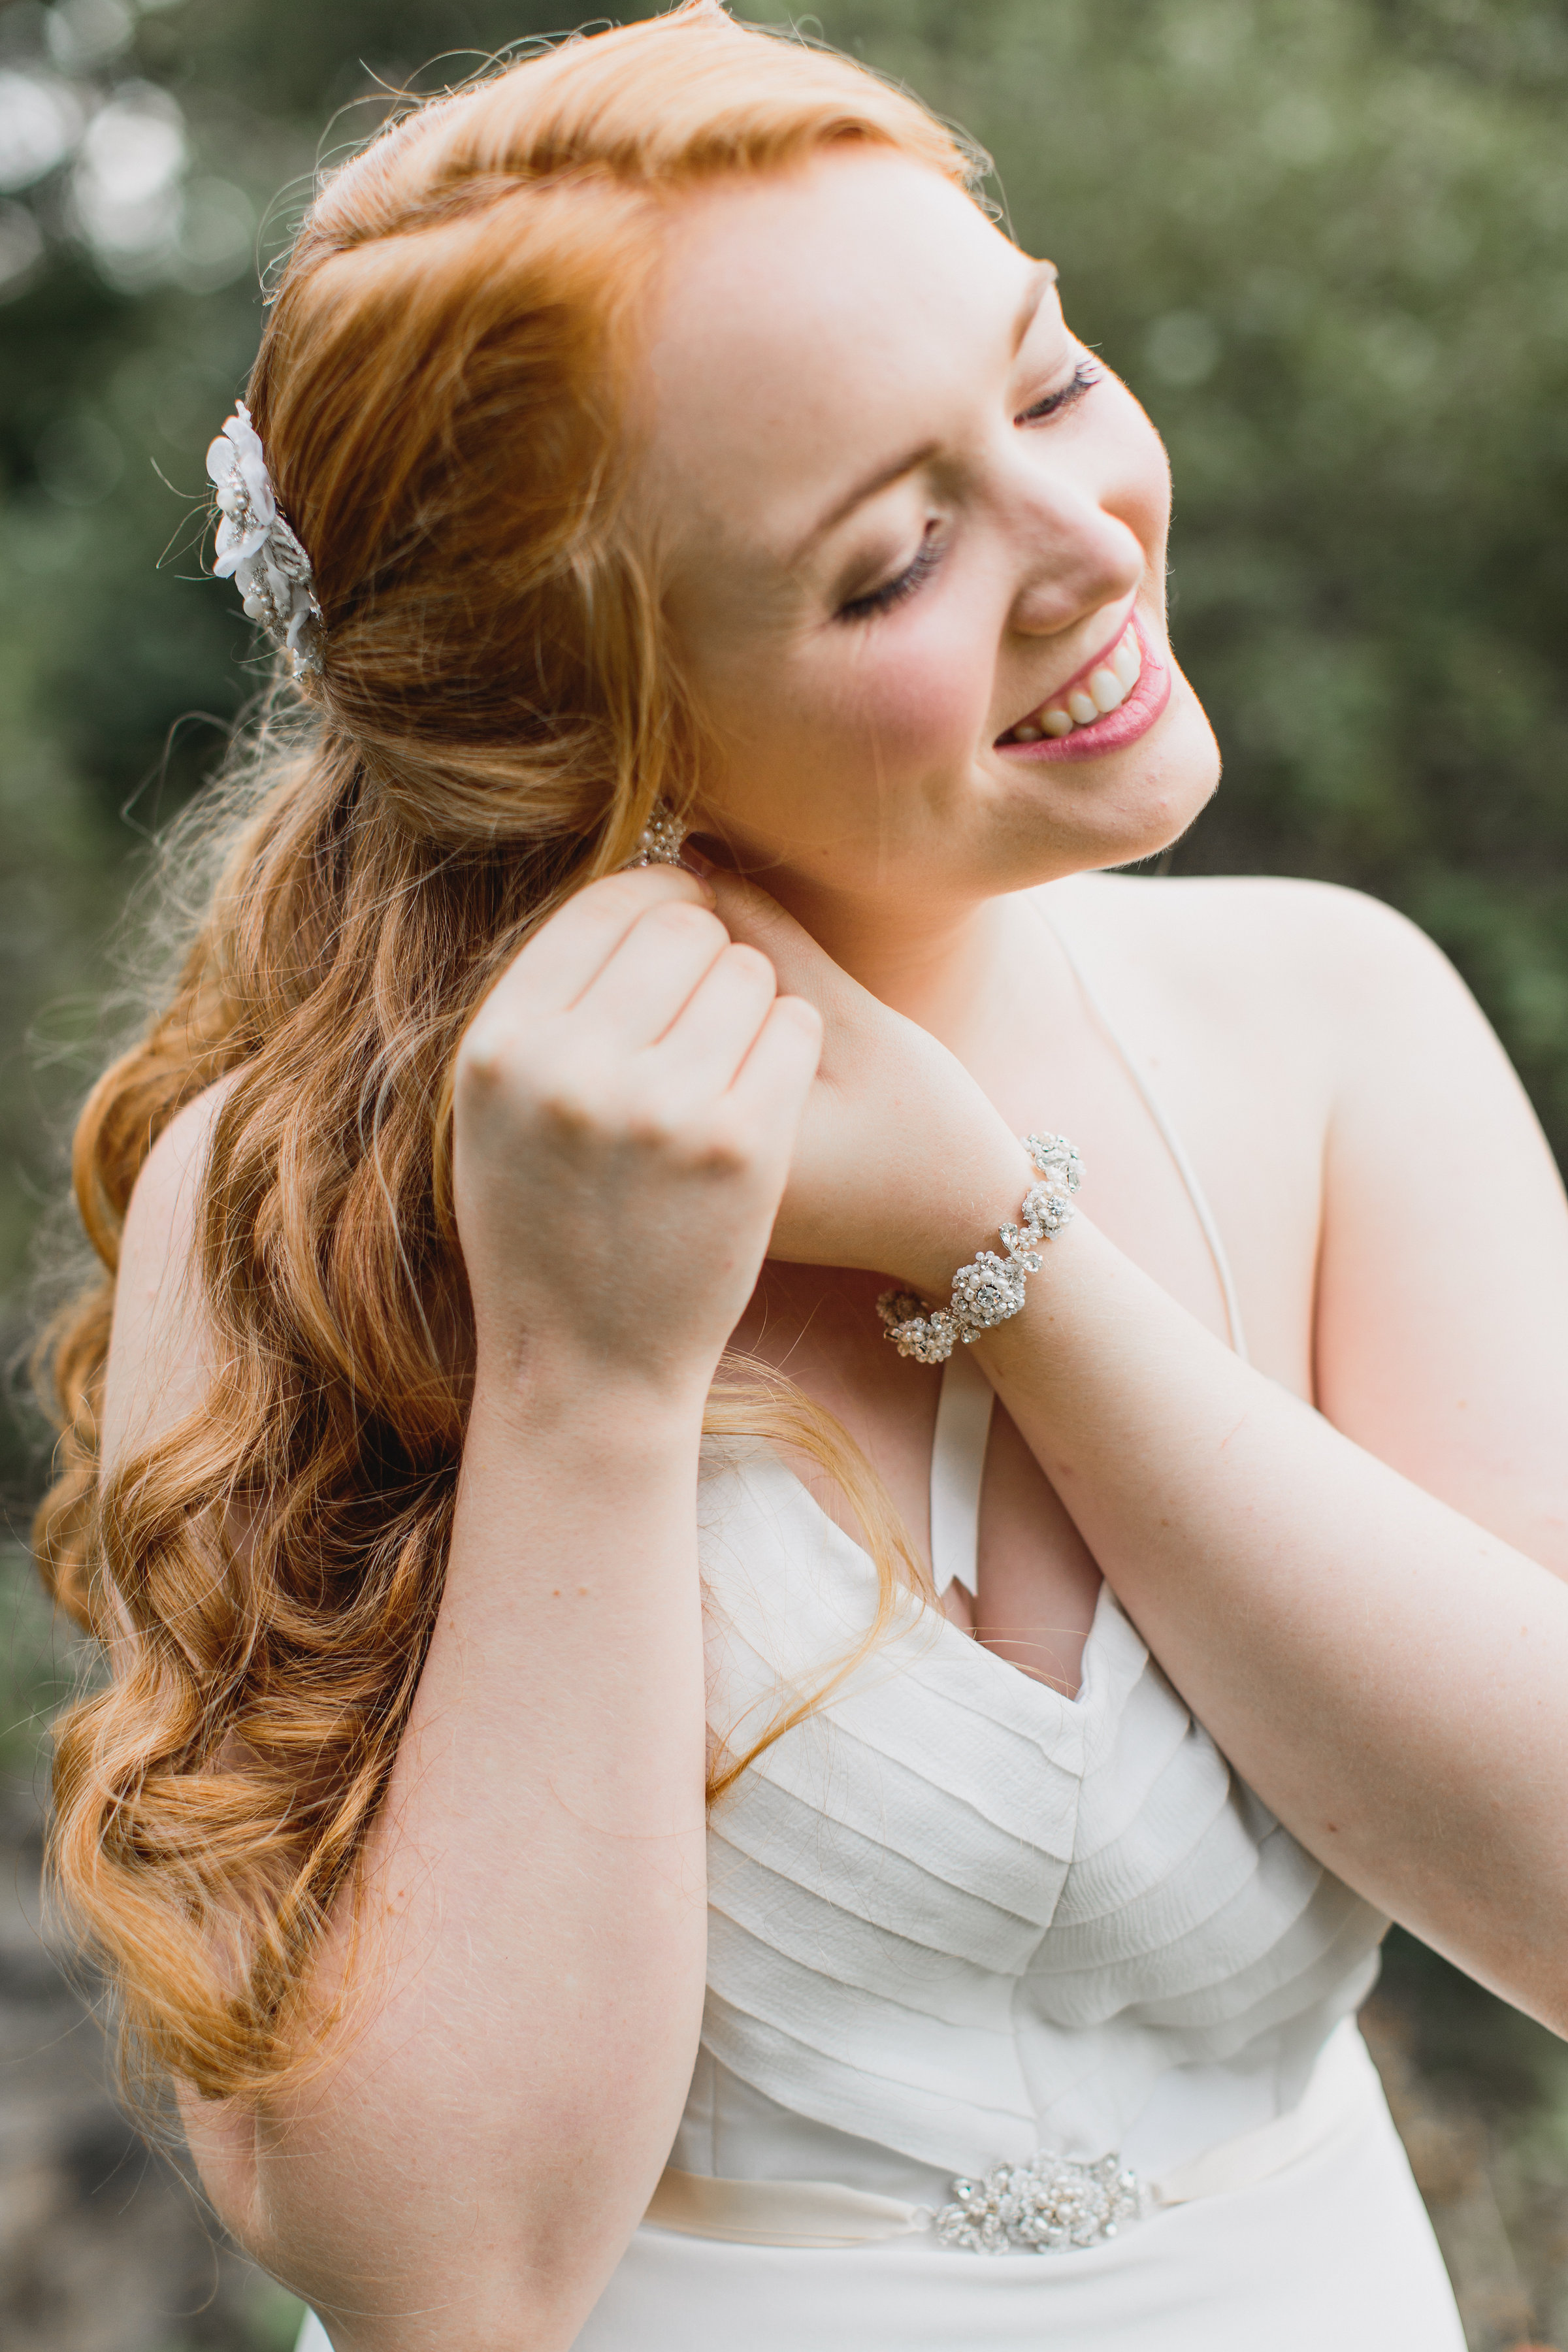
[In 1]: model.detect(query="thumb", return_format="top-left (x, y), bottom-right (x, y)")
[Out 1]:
top-left (702, 866), bottom-right (857, 1013)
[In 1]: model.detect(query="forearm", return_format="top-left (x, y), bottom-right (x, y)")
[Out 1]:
top-left (241, 1364), bottom-right (711, 2348)
top-left (157, 866), bottom-right (817, 2340)
top-left (975, 1216), bottom-right (1568, 2029)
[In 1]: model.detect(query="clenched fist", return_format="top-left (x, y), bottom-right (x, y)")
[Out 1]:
top-left (453, 866), bottom-right (821, 1399)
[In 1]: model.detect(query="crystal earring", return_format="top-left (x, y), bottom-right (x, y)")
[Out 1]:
top-left (627, 803), bottom-right (688, 868)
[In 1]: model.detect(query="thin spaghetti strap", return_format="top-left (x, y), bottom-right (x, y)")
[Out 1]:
top-left (928, 1347), bottom-right (994, 1598)
top-left (1034, 898), bottom-right (1251, 1365)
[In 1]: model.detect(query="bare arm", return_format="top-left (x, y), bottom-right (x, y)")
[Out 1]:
top-left (211, 1379), bottom-right (715, 2347)
top-left (728, 875), bottom-right (1568, 2032)
top-left (979, 1220), bottom-right (1568, 2028)
top-left (1311, 890), bottom-right (1568, 1569)
top-left (111, 867), bottom-right (819, 2349)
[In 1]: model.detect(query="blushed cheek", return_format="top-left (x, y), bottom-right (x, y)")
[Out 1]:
top-left (759, 629), bottom-right (990, 840)
top-left (840, 635), bottom-right (986, 774)
top-left (696, 620), bottom-right (991, 855)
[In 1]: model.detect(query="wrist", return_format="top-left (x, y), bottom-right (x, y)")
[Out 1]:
top-left (880, 1130), bottom-right (1082, 1363)
top-left (471, 1328), bottom-right (715, 1447)
top-left (892, 1132), bottom-right (1039, 1300)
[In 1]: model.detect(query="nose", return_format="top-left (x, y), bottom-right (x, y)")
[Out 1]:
top-left (1000, 461), bottom-right (1147, 644)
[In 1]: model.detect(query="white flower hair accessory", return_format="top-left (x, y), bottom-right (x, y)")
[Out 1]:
top-left (205, 402), bottom-right (323, 679)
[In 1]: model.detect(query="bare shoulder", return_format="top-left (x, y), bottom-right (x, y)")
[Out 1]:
top-left (108, 1092), bottom-right (274, 2236)
top-left (102, 1078), bottom-right (233, 1473)
top-left (1062, 865), bottom-right (1561, 1234)
top-left (119, 1079), bottom-right (228, 1241)
top-left (1054, 870), bottom-right (1477, 1068)
top-left (1062, 868), bottom-right (1448, 987)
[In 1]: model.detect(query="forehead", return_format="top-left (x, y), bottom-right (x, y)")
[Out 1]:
top-left (639, 148), bottom-right (1035, 572)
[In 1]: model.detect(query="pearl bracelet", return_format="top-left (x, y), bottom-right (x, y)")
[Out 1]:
top-left (876, 1133), bottom-right (1083, 1364)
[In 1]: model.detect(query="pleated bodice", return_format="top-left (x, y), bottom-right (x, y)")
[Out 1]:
top-left (680, 1433), bottom-right (1387, 2193)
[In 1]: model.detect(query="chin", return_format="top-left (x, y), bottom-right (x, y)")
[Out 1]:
top-left (996, 674), bottom-right (1221, 883)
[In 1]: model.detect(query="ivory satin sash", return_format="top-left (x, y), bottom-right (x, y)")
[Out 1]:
top-left (645, 2023), bottom-right (1367, 2249)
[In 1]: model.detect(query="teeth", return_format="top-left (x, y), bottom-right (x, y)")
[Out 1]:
top-left (1007, 623), bottom-right (1145, 745)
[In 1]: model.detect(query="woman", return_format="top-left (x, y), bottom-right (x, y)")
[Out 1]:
top-left (37, 6), bottom-right (1568, 2347)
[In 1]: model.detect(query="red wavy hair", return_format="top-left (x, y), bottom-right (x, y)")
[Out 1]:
top-left (33, 1), bottom-right (981, 2102)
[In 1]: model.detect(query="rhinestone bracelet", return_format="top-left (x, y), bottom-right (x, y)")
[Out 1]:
top-left (876, 1133), bottom-right (1083, 1365)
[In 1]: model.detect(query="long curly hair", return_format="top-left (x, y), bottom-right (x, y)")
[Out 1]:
top-left (31, 3), bottom-right (981, 2105)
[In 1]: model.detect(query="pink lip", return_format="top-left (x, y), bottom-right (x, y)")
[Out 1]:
top-left (995, 609), bottom-right (1172, 765)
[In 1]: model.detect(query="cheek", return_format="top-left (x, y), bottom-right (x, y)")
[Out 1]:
top-left (698, 621), bottom-right (991, 864)
top-left (792, 612), bottom-right (994, 783)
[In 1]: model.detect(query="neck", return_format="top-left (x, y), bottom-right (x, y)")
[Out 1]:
top-left (757, 868), bottom-right (1060, 1052)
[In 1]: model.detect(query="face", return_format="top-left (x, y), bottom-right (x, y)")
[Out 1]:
top-left (636, 146), bottom-right (1220, 926)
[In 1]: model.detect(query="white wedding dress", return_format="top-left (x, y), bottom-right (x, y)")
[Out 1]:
top-left (295, 938), bottom-right (1464, 2351)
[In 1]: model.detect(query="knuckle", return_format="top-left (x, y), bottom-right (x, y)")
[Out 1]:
top-left (612, 1066), bottom-right (679, 1147)
top-left (540, 1076), bottom-right (610, 1137)
top-left (721, 941), bottom-right (777, 992)
top-left (458, 1025), bottom-right (501, 1088)
top-left (531, 1047), bottom-right (608, 1134)
top-left (779, 991), bottom-right (823, 1034)
top-left (459, 1009), bottom-right (530, 1095)
top-left (693, 1111), bottom-right (756, 1178)
top-left (647, 898), bottom-right (727, 949)
top-left (588, 868), bottom-right (699, 917)
top-left (563, 884), bottom-right (636, 942)
top-left (623, 1102), bottom-right (679, 1152)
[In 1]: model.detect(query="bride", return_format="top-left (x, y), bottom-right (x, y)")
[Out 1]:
top-left (37, 6), bottom-right (1568, 2347)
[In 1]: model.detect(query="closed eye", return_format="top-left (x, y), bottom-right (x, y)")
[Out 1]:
top-left (834, 359), bottom-right (1100, 623)
top-left (1015, 358), bottom-right (1103, 427)
top-left (836, 519), bottom-right (944, 624)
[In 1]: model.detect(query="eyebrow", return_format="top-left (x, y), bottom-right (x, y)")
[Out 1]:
top-left (788, 259), bottom-right (1060, 571)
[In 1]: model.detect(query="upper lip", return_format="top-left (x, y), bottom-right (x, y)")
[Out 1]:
top-left (999, 598), bottom-right (1140, 739)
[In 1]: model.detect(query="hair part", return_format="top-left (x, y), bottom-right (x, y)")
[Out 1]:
top-left (35, 0), bottom-right (979, 2104)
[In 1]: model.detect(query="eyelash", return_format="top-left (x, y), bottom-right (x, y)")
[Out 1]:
top-left (837, 523), bottom-right (943, 623)
top-left (836, 360), bottom-right (1103, 624)
top-left (1015, 357), bottom-right (1103, 426)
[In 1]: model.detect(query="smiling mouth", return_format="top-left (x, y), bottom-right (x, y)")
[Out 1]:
top-left (998, 619), bottom-right (1143, 745)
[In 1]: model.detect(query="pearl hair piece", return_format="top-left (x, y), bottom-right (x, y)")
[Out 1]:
top-left (205, 402), bottom-right (323, 679)
top-left (877, 1133), bottom-right (1083, 1363)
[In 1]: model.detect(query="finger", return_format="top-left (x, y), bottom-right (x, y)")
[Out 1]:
top-left (647, 940), bottom-right (779, 1094)
top-left (573, 896), bottom-right (734, 1047)
top-left (722, 994), bottom-right (823, 1145)
top-left (508, 867), bottom-right (715, 1016)
top-left (704, 870), bottom-right (857, 1018)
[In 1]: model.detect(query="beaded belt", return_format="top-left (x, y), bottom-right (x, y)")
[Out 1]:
top-left (646, 2150), bottom-right (1142, 2252)
top-left (645, 2025), bottom-right (1369, 2253)
top-left (933, 2151), bottom-right (1139, 2251)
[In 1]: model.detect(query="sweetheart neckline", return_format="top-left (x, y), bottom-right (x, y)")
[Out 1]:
top-left (709, 1435), bottom-right (1130, 1729)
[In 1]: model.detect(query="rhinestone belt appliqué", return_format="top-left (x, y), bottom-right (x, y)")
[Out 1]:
top-left (934, 2152), bottom-right (1141, 2252)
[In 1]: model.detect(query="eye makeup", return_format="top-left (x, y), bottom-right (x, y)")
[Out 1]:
top-left (1015, 357), bottom-right (1103, 427)
top-left (832, 355), bottom-right (1104, 626)
top-left (836, 521), bottom-right (945, 623)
